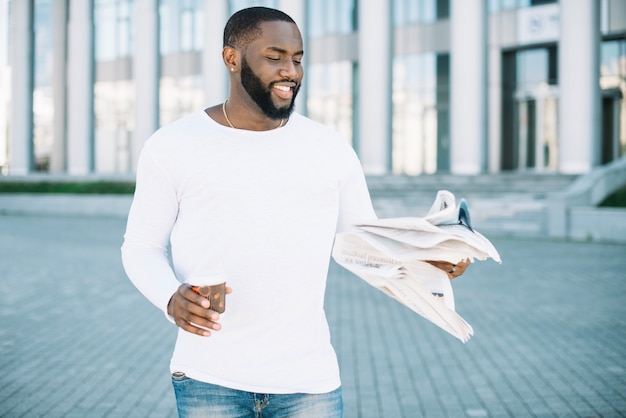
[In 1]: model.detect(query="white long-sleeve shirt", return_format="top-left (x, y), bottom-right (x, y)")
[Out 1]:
top-left (121, 110), bottom-right (376, 394)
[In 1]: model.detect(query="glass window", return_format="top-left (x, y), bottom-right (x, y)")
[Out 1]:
top-left (307, 61), bottom-right (354, 145)
top-left (229, 0), bottom-right (275, 14)
top-left (0, 0), bottom-right (9, 173)
top-left (600, 38), bottom-right (626, 161)
top-left (393, 0), bottom-right (449, 26)
top-left (160, 0), bottom-right (204, 55)
top-left (308, 0), bottom-right (356, 37)
top-left (94, 0), bottom-right (136, 174)
top-left (515, 48), bottom-right (559, 170)
top-left (600, 39), bottom-right (626, 83)
top-left (159, 75), bottom-right (204, 126)
top-left (95, 0), bottom-right (134, 61)
top-left (489, 0), bottom-right (517, 12)
top-left (159, 0), bottom-right (205, 126)
top-left (517, 49), bottom-right (548, 89)
top-left (95, 1), bottom-right (116, 61)
top-left (490, 0), bottom-right (555, 12)
top-left (392, 53), bottom-right (449, 174)
top-left (33, 0), bottom-right (54, 171)
top-left (0, 0), bottom-right (7, 66)
top-left (93, 80), bottom-right (135, 173)
top-left (529, 0), bottom-right (556, 5)
top-left (501, 47), bottom-right (559, 171)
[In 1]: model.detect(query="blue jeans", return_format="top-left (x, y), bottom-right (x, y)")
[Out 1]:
top-left (171, 372), bottom-right (343, 418)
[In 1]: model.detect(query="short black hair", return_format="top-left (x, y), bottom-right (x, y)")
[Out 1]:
top-left (223, 7), bottom-right (296, 49)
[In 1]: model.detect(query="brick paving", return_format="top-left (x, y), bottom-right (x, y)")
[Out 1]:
top-left (1, 214), bottom-right (625, 417)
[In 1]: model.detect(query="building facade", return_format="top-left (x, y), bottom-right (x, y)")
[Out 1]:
top-left (1, 0), bottom-right (625, 176)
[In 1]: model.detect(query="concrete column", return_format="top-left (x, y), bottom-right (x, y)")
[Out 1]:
top-left (278, 0), bottom-right (307, 115)
top-left (67, 0), bottom-right (94, 174)
top-left (133, 0), bottom-right (159, 170)
top-left (358, 0), bottom-right (392, 174)
top-left (558, 1), bottom-right (600, 173)
top-left (50, 0), bottom-right (68, 173)
top-left (9, 0), bottom-right (34, 175)
top-left (203, 0), bottom-right (228, 105)
top-left (450, 0), bottom-right (487, 174)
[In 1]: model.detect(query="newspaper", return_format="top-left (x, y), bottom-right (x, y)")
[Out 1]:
top-left (332, 190), bottom-right (501, 343)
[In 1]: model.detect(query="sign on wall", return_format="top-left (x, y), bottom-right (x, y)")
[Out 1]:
top-left (517, 3), bottom-right (560, 45)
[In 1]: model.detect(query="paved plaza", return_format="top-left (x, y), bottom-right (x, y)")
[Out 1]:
top-left (1, 213), bottom-right (625, 417)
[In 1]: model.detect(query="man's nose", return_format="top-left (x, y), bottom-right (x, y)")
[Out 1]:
top-left (280, 60), bottom-right (299, 80)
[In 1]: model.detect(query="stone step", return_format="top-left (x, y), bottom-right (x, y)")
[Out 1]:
top-left (366, 173), bottom-right (579, 198)
top-left (365, 174), bottom-right (578, 239)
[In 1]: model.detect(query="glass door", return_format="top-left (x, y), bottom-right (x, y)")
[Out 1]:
top-left (502, 46), bottom-right (558, 171)
top-left (514, 84), bottom-right (559, 170)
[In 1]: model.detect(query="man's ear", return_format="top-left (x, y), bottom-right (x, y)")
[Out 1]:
top-left (223, 46), bottom-right (239, 72)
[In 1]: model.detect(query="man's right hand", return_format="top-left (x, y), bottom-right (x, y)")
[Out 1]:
top-left (167, 284), bottom-right (231, 336)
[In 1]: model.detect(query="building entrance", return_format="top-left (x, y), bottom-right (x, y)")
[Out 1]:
top-left (513, 84), bottom-right (559, 171)
top-left (501, 46), bottom-right (558, 171)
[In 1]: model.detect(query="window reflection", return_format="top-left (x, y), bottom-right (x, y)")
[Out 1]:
top-left (95, 0), bottom-right (133, 60)
top-left (600, 39), bottom-right (626, 161)
top-left (307, 61), bottom-right (354, 144)
top-left (393, 0), bottom-right (449, 26)
top-left (0, 0), bottom-right (8, 173)
top-left (94, 80), bottom-right (135, 173)
top-left (489, 0), bottom-right (556, 12)
top-left (160, 75), bottom-right (204, 126)
top-left (160, 0), bottom-right (204, 55)
top-left (503, 47), bottom-right (559, 171)
top-left (159, 0), bottom-right (204, 126)
top-left (94, 0), bottom-right (135, 174)
top-left (392, 53), bottom-right (448, 175)
top-left (229, 0), bottom-right (275, 13)
top-left (33, 0), bottom-right (54, 171)
top-left (308, 0), bottom-right (356, 37)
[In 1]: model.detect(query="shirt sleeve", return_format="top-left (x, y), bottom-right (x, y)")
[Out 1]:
top-left (336, 147), bottom-right (378, 233)
top-left (121, 143), bottom-right (182, 317)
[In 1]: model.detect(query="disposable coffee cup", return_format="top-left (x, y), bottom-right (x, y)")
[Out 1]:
top-left (186, 272), bottom-right (227, 314)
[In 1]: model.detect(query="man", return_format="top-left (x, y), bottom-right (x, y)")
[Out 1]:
top-left (122, 7), bottom-right (466, 417)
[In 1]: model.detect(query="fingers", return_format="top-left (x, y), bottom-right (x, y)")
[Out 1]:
top-left (176, 312), bottom-right (221, 337)
top-left (424, 258), bottom-right (471, 279)
top-left (180, 284), bottom-right (211, 309)
top-left (448, 258), bottom-right (470, 279)
top-left (169, 284), bottom-right (224, 337)
top-left (457, 259), bottom-right (470, 270)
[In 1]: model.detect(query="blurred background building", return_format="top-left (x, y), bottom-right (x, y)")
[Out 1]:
top-left (1, 0), bottom-right (625, 177)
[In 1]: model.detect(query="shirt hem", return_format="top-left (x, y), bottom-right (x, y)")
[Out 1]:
top-left (169, 363), bottom-right (341, 395)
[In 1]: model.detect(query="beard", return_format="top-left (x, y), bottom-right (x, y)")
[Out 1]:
top-left (240, 56), bottom-right (300, 120)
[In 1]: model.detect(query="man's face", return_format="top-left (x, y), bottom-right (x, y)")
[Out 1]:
top-left (240, 55), bottom-right (300, 120)
top-left (238, 21), bottom-right (304, 120)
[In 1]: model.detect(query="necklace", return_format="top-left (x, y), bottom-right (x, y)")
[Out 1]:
top-left (222, 99), bottom-right (285, 129)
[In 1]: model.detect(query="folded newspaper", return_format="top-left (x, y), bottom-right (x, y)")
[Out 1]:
top-left (332, 190), bottom-right (501, 343)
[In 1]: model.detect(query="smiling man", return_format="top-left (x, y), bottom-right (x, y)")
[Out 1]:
top-left (121, 6), bottom-right (461, 418)
top-left (121, 7), bottom-right (375, 417)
